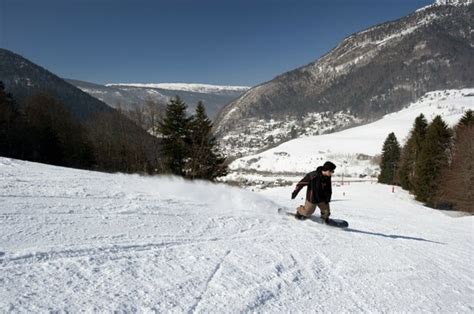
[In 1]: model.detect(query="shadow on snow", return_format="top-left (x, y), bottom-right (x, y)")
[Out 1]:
top-left (343, 228), bottom-right (445, 245)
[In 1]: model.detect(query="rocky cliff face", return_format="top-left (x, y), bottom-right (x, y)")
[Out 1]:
top-left (215, 3), bottom-right (473, 157)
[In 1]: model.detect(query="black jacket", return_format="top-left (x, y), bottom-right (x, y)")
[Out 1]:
top-left (292, 166), bottom-right (332, 204)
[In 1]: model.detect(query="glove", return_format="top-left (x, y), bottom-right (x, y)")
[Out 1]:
top-left (291, 191), bottom-right (298, 199)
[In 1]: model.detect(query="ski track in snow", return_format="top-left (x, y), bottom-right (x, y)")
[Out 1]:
top-left (0, 158), bottom-right (473, 312)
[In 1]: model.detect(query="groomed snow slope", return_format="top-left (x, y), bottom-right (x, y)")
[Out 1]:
top-left (229, 89), bottom-right (474, 175)
top-left (1, 158), bottom-right (473, 312)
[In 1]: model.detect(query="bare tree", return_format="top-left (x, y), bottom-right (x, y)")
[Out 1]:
top-left (128, 102), bottom-right (146, 130)
top-left (144, 98), bottom-right (165, 136)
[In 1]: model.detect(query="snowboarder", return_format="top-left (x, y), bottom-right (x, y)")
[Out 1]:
top-left (291, 161), bottom-right (336, 221)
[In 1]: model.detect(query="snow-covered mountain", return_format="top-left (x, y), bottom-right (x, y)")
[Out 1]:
top-left (75, 82), bottom-right (250, 119)
top-left (435, 0), bottom-right (472, 6)
top-left (108, 83), bottom-right (250, 94)
top-left (68, 81), bottom-right (250, 119)
top-left (214, 2), bottom-right (473, 156)
top-left (224, 88), bottom-right (474, 187)
top-left (66, 79), bottom-right (169, 110)
top-left (1, 157), bottom-right (472, 312)
top-left (419, 0), bottom-right (473, 12)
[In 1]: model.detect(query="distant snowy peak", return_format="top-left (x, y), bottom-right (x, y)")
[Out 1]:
top-left (417, 0), bottom-right (472, 13)
top-left (435, 0), bottom-right (472, 6)
top-left (107, 83), bottom-right (251, 94)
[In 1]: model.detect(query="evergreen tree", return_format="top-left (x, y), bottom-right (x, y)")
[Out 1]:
top-left (159, 96), bottom-right (191, 176)
top-left (456, 109), bottom-right (474, 129)
top-left (414, 115), bottom-right (453, 204)
top-left (397, 140), bottom-right (413, 189)
top-left (435, 110), bottom-right (474, 212)
top-left (397, 114), bottom-right (428, 190)
top-left (378, 132), bottom-right (401, 184)
top-left (187, 101), bottom-right (228, 180)
top-left (0, 81), bottom-right (21, 158)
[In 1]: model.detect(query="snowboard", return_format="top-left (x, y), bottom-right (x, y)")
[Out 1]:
top-left (278, 208), bottom-right (349, 228)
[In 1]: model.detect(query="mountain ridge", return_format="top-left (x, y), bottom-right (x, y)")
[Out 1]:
top-left (0, 48), bottom-right (114, 121)
top-left (214, 3), bottom-right (474, 156)
top-left (69, 80), bottom-right (249, 119)
top-left (107, 83), bottom-right (250, 94)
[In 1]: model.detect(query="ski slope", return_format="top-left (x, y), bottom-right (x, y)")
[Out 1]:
top-left (1, 158), bottom-right (472, 312)
top-left (228, 89), bottom-right (474, 176)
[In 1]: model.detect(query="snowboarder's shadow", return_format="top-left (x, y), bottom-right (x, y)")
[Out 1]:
top-left (343, 228), bottom-right (445, 245)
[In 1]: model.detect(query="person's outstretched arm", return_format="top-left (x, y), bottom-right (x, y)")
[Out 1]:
top-left (291, 173), bottom-right (310, 199)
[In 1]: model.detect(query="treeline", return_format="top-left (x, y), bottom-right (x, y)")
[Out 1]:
top-left (0, 82), bottom-right (227, 181)
top-left (0, 82), bottom-right (163, 173)
top-left (378, 110), bottom-right (474, 213)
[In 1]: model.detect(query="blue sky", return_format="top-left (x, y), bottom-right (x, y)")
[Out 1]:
top-left (1, 0), bottom-right (433, 86)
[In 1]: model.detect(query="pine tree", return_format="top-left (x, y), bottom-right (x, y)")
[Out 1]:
top-left (187, 101), bottom-right (227, 180)
top-left (435, 110), bottom-right (474, 212)
top-left (159, 96), bottom-right (191, 176)
top-left (397, 140), bottom-right (413, 189)
top-left (378, 132), bottom-right (401, 184)
top-left (414, 115), bottom-right (453, 204)
top-left (456, 109), bottom-right (474, 129)
top-left (397, 114), bottom-right (428, 190)
top-left (0, 81), bottom-right (20, 157)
